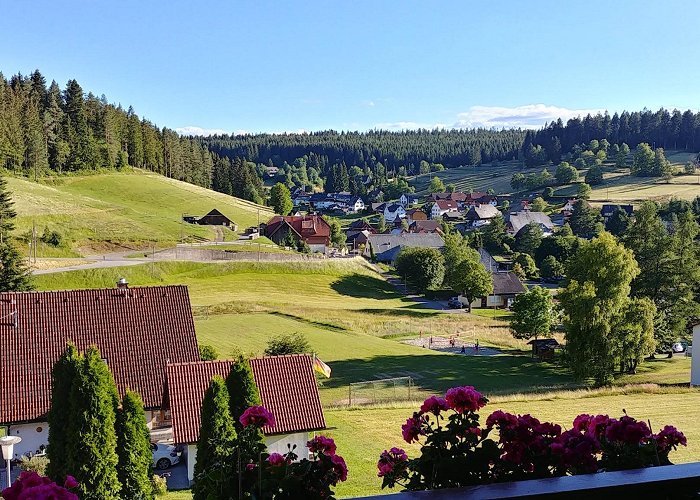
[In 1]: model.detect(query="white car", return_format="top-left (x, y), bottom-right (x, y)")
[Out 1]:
top-left (152, 442), bottom-right (181, 470)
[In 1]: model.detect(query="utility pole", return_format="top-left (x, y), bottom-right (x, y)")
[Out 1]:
top-left (257, 208), bottom-right (261, 263)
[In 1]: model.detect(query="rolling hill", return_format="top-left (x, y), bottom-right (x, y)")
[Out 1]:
top-left (8, 170), bottom-right (273, 257)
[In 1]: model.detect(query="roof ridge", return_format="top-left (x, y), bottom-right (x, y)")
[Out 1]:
top-left (0, 284), bottom-right (187, 295)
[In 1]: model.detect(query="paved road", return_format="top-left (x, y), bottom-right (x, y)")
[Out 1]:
top-left (32, 251), bottom-right (151, 275)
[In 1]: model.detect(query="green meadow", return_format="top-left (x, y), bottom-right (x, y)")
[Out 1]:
top-left (8, 170), bottom-right (272, 256)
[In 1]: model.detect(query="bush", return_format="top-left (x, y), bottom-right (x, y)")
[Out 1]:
top-left (395, 247), bottom-right (445, 293)
top-left (18, 455), bottom-right (50, 476)
top-left (264, 332), bottom-right (311, 356)
top-left (151, 475), bottom-right (167, 497)
top-left (41, 228), bottom-right (63, 247)
top-left (198, 344), bottom-right (218, 361)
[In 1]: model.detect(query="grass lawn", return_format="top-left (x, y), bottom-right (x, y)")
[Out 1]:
top-left (327, 387), bottom-right (700, 498)
top-left (8, 170), bottom-right (272, 255)
top-left (409, 161), bottom-right (521, 195)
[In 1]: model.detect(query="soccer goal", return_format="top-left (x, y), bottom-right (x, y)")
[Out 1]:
top-left (348, 376), bottom-right (414, 406)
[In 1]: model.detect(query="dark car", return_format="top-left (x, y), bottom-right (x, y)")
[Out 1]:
top-left (447, 297), bottom-right (463, 309)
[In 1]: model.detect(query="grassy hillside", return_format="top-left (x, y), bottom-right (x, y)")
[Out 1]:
top-left (410, 161), bottom-right (520, 195)
top-left (9, 170), bottom-right (273, 256)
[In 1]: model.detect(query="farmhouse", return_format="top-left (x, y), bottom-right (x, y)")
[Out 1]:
top-left (166, 355), bottom-right (326, 484)
top-left (384, 203), bottom-right (406, 221)
top-left (406, 208), bottom-right (428, 224)
top-left (601, 204), bottom-right (634, 222)
top-left (264, 215), bottom-right (331, 252)
top-left (0, 283), bottom-right (200, 458)
top-left (507, 211), bottom-right (554, 236)
top-left (458, 249), bottom-right (526, 309)
top-left (399, 193), bottom-right (420, 207)
top-left (408, 220), bottom-right (443, 234)
top-left (365, 233), bottom-right (445, 263)
top-left (431, 199), bottom-right (459, 219)
top-left (465, 204), bottom-right (501, 227)
top-left (183, 209), bottom-right (237, 229)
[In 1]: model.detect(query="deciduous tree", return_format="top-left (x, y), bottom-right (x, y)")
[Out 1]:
top-left (510, 286), bottom-right (555, 340)
top-left (395, 247), bottom-right (445, 293)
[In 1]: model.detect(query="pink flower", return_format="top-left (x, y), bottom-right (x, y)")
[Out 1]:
top-left (330, 454), bottom-right (348, 482)
top-left (64, 476), bottom-right (79, 490)
top-left (445, 386), bottom-right (487, 413)
top-left (377, 447), bottom-right (409, 477)
top-left (240, 405), bottom-right (276, 428)
top-left (1, 472), bottom-right (79, 500)
top-left (246, 463), bottom-right (257, 471)
top-left (267, 452), bottom-right (286, 466)
top-left (307, 435), bottom-right (337, 456)
top-left (420, 396), bottom-right (448, 415)
top-left (572, 414), bottom-right (593, 432)
top-left (485, 410), bottom-right (518, 431)
top-left (401, 413), bottom-right (426, 443)
top-left (654, 425), bottom-right (687, 452)
top-left (552, 429), bottom-right (599, 474)
top-left (605, 416), bottom-right (651, 444)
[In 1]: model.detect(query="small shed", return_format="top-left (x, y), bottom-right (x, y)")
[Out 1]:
top-left (527, 338), bottom-right (560, 359)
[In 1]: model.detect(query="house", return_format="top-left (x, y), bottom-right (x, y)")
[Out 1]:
top-left (431, 199), bottom-right (459, 219)
top-left (399, 193), bottom-right (420, 207)
top-left (408, 220), bottom-right (443, 234)
top-left (561, 198), bottom-right (578, 219)
top-left (309, 193), bottom-right (335, 210)
top-left (184, 209), bottom-right (237, 230)
top-left (346, 229), bottom-right (371, 251)
top-left (406, 208), bottom-right (428, 224)
top-left (457, 249), bottom-right (526, 309)
top-left (431, 192), bottom-right (468, 203)
top-left (265, 166), bottom-right (280, 177)
top-left (459, 270), bottom-right (526, 309)
top-left (475, 194), bottom-right (498, 207)
top-left (507, 211), bottom-right (554, 236)
top-left (601, 204), bottom-right (634, 222)
top-left (442, 211), bottom-right (464, 222)
top-left (347, 219), bottom-right (375, 233)
top-left (291, 188), bottom-right (311, 207)
top-left (167, 354), bottom-right (326, 484)
top-left (0, 283), bottom-right (201, 458)
top-left (371, 202), bottom-right (387, 213)
top-left (465, 204), bottom-right (501, 227)
top-left (384, 203), bottom-right (406, 221)
top-left (365, 233), bottom-right (445, 263)
top-left (349, 196), bottom-right (365, 213)
top-left (264, 215), bottom-right (331, 252)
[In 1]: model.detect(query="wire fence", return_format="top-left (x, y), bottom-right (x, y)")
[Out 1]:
top-left (348, 376), bottom-right (414, 406)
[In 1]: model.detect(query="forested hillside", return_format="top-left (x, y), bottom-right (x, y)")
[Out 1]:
top-left (523, 109), bottom-right (700, 166)
top-left (0, 70), bottom-right (213, 186)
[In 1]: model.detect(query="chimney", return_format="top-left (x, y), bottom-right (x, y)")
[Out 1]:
top-left (116, 278), bottom-right (129, 290)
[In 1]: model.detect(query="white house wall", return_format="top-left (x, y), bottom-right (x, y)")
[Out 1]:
top-left (7, 422), bottom-right (49, 458)
top-left (185, 432), bottom-right (310, 483)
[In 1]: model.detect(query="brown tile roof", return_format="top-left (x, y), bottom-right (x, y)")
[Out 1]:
top-left (265, 215), bottom-right (331, 245)
top-left (167, 355), bottom-right (326, 444)
top-left (0, 286), bottom-right (199, 424)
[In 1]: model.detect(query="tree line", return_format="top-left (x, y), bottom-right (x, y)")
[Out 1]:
top-left (0, 70), bottom-right (212, 187)
top-left (524, 108), bottom-right (700, 165)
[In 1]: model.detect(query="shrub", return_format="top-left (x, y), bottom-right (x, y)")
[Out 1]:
top-left (18, 455), bottom-right (50, 476)
top-left (264, 332), bottom-right (311, 356)
top-left (198, 344), bottom-right (218, 361)
top-left (151, 475), bottom-right (167, 497)
top-left (378, 386), bottom-right (687, 492)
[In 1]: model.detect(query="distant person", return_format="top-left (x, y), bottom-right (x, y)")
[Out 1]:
top-left (460, 345), bottom-right (465, 354)
top-left (475, 340), bottom-right (479, 352)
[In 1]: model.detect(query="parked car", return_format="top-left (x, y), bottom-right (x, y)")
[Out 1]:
top-left (152, 442), bottom-right (181, 470)
top-left (672, 341), bottom-right (688, 353)
top-left (447, 297), bottom-right (463, 309)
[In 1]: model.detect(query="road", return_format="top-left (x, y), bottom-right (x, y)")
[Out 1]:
top-left (32, 251), bottom-right (151, 275)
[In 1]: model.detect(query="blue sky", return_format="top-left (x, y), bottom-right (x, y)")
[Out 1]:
top-left (2, 1), bottom-right (699, 134)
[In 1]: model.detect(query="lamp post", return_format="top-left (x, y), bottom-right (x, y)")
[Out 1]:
top-left (0, 435), bottom-right (21, 488)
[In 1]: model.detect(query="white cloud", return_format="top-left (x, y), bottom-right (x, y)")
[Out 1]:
top-left (372, 121), bottom-right (447, 131)
top-left (452, 104), bottom-right (605, 130)
top-left (176, 126), bottom-right (228, 136)
top-left (362, 100), bottom-right (376, 107)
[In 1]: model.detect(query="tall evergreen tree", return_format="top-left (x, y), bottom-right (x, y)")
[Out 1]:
top-left (116, 391), bottom-right (154, 500)
top-left (569, 200), bottom-right (603, 239)
top-left (47, 344), bottom-right (81, 482)
top-left (0, 175), bottom-right (33, 291)
top-left (69, 346), bottom-right (121, 499)
top-left (193, 376), bottom-right (237, 500)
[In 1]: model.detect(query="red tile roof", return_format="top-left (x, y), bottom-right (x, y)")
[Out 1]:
top-left (435, 199), bottom-right (458, 210)
top-left (265, 215), bottom-right (331, 245)
top-left (167, 355), bottom-right (326, 444)
top-left (0, 285), bottom-right (199, 424)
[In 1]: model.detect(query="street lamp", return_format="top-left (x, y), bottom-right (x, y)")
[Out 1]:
top-left (0, 435), bottom-right (21, 488)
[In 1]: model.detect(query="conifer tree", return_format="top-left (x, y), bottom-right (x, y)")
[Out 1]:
top-left (226, 356), bottom-right (262, 430)
top-left (116, 391), bottom-right (154, 500)
top-left (69, 345), bottom-right (121, 499)
top-left (193, 376), bottom-right (237, 500)
top-left (0, 175), bottom-right (33, 291)
top-left (47, 344), bottom-right (81, 482)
